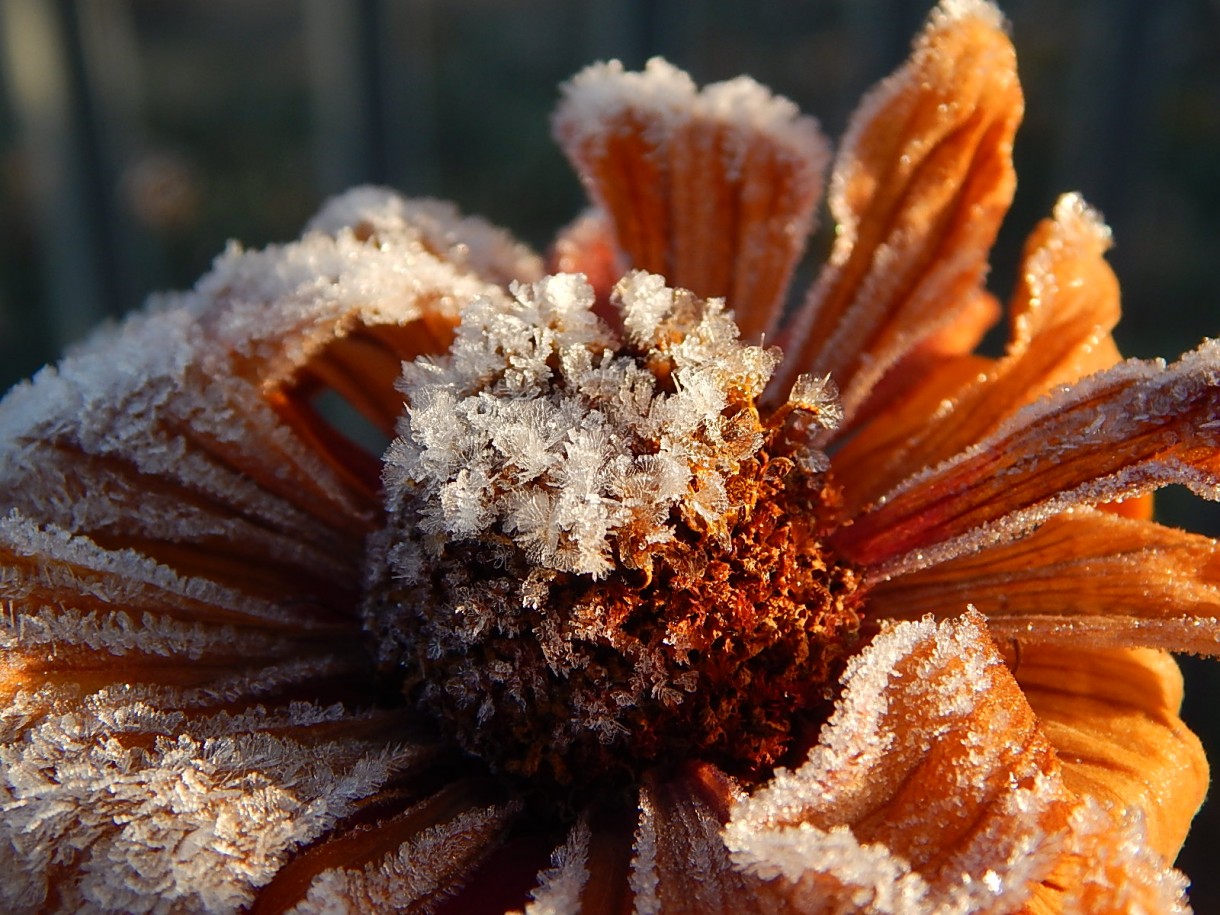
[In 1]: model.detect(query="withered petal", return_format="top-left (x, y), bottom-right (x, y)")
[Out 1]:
top-left (869, 508), bottom-right (1220, 657)
top-left (726, 611), bottom-right (1075, 914)
top-left (834, 193), bottom-right (1122, 513)
top-left (834, 339), bottom-right (1220, 581)
top-left (553, 58), bottom-right (829, 340)
top-left (772, 0), bottom-right (1020, 425)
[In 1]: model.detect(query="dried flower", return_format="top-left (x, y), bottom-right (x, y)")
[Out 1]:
top-left (2, 1), bottom-right (1217, 912)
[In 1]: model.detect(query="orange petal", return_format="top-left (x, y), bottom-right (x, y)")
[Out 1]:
top-left (2, 685), bottom-right (427, 912)
top-left (628, 765), bottom-right (780, 915)
top-left (0, 193), bottom-right (528, 593)
top-left (1014, 646), bottom-right (1208, 861)
top-left (727, 611), bottom-right (1075, 912)
top-left (844, 288), bottom-right (1001, 437)
top-left (868, 508), bottom-right (1220, 655)
top-left (772, 0), bottom-right (1022, 424)
top-left (553, 59), bottom-right (829, 339)
top-left (834, 193), bottom-right (1122, 512)
top-left (833, 340), bottom-right (1220, 580)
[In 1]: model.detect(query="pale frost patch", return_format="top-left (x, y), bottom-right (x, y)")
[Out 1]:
top-left (0, 691), bottom-right (417, 914)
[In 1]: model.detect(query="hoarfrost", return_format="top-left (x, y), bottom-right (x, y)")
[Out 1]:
top-left (383, 270), bottom-right (782, 578)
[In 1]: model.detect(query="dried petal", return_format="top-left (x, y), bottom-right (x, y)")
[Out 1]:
top-left (835, 193), bottom-right (1122, 512)
top-left (868, 508), bottom-right (1220, 656)
top-left (773, 0), bottom-right (1021, 425)
top-left (1014, 646), bottom-right (1208, 860)
top-left (835, 340), bottom-right (1220, 580)
top-left (554, 59), bottom-right (829, 339)
top-left (726, 611), bottom-right (1074, 914)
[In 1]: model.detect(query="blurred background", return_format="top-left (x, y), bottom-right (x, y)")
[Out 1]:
top-left (1, 0), bottom-right (1217, 903)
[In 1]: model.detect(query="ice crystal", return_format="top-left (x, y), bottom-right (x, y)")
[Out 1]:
top-left (382, 269), bottom-right (787, 578)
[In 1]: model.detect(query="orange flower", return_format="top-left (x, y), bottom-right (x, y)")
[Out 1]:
top-left (1, 1), bottom-right (1216, 912)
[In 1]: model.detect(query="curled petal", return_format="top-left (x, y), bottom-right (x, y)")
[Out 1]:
top-left (834, 339), bottom-right (1220, 581)
top-left (1014, 646), bottom-right (1208, 861)
top-left (0, 193), bottom-right (526, 597)
top-left (727, 611), bottom-right (1075, 914)
top-left (553, 58), bottom-right (829, 339)
top-left (773, 0), bottom-right (1020, 424)
top-left (834, 193), bottom-right (1122, 513)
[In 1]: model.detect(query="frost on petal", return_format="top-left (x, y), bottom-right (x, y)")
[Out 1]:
top-left (0, 511), bottom-right (364, 713)
top-left (1047, 798), bottom-right (1191, 914)
top-left (522, 816), bottom-right (592, 915)
top-left (306, 188), bottom-right (544, 289)
top-left (279, 796), bottom-right (518, 915)
top-left (835, 339), bottom-right (1220, 581)
top-left (773, 0), bottom-right (1019, 427)
top-left (726, 611), bottom-right (1075, 914)
top-left (626, 765), bottom-right (781, 915)
top-left (834, 193), bottom-right (1122, 513)
top-left (869, 508), bottom-right (1220, 656)
top-left (554, 57), bottom-right (829, 339)
top-left (0, 688), bottom-right (426, 914)
top-left (0, 191), bottom-right (529, 599)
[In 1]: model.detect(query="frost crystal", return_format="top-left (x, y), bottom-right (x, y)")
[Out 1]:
top-left (382, 270), bottom-right (782, 578)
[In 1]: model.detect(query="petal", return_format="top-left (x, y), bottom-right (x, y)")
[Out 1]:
top-left (0, 513), bottom-right (362, 707)
top-left (726, 611), bottom-right (1075, 913)
top-left (833, 339), bottom-right (1220, 581)
top-left (548, 208), bottom-right (625, 326)
top-left (629, 765), bottom-right (781, 915)
top-left (0, 192), bottom-right (525, 597)
top-left (0, 686), bottom-right (429, 914)
top-left (1014, 646), bottom-right (1208, 861)
top-left (834, 193), bottom-right (1122, 513)
top-left (868, 508), bottom-right (1220, 655)
top-left (256, 782), bottom-right (518, 915)
top-left (553, 59), bottom-right (829, 339)
top-left (772, 0), bottom-right (1021, 424)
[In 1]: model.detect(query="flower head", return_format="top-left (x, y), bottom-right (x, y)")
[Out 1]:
top-left (2, 1), bottom-right (1219, 913)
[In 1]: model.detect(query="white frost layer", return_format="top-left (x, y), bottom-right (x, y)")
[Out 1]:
top-left (0, 690), bottom-right (417, 914)
top-left (382, 270), bottom-right (780, 577)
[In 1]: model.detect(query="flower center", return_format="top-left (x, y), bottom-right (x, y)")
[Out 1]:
top-left (362, 272), bottom-right (864, 790)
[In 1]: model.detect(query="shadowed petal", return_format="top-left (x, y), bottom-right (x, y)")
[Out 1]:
top-left (1014, 646), bottom-right (1208, 862)
top-left (834, 340), bottom-right (1220, 581)
top-left (834, 194), bottom-right (1122, 513)
top-left (772, 0), bottom-right (1020, 425)
top-left (553, 59), bottom-right (829, 340)
top-left (258, 782), bottom-right (518, 915)
top-left (629, 765), bottom-right (780, 915)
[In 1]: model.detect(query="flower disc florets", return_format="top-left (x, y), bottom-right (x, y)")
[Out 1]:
top-left (363, 271), bottom-right (862, 789)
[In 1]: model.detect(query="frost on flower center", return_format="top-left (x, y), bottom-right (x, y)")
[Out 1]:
top-left (363, 271), bottom-right (863, 790)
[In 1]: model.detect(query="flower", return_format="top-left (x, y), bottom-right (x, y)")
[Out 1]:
top-left (1, 0), bottom-right (1218, 911)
